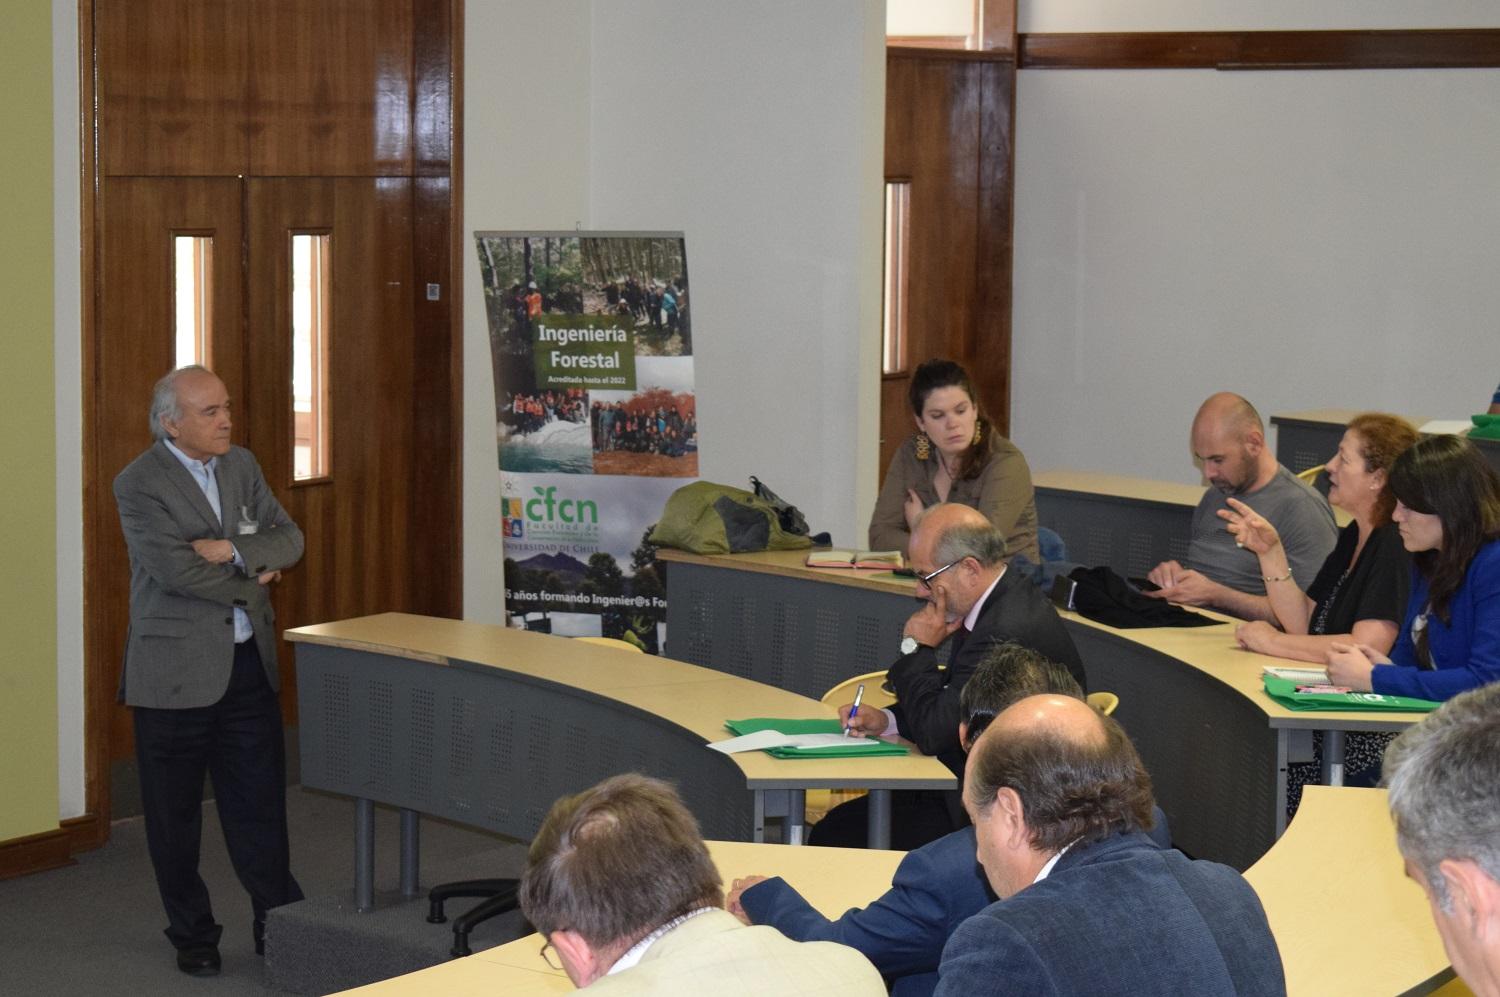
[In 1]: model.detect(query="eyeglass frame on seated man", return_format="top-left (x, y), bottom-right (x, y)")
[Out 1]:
top-left (917, 558), bottom-right (964, 588)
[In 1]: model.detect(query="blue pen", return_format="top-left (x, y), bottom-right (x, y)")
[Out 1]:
top-left (843, 683), bottom-right (866, 737)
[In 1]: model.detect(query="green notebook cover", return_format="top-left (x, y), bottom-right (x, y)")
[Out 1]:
top-left (1261, 675), bottom-right (1441, 713)
top-left (723, 717), bottom-right (910, 758)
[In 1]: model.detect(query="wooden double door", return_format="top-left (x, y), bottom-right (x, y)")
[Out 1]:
top-left (91, 175), bottom-right (448, 809)
top-left (880, 48), bottom-right (1016, 477)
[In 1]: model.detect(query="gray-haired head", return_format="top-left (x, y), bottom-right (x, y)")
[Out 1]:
top-left (149, 365), bottom-right (212, 442)
top-left (1384, 683), bottom-right (1500, 910)
top-left (916, 503), bottom-right (1008, 568)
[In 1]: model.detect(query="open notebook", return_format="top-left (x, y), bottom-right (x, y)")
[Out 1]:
top-left (805, 549), bottom-right (904, 570)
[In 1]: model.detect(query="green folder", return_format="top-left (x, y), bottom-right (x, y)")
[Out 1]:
top-left (723, 718), bottom-right (910, 758)
top-left (1261, 675), bottom-right (1441, 713)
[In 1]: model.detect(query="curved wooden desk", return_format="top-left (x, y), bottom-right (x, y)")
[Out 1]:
top-left (1246, 786), bottom-right (1453, 996)
top-left (1062, 608), bottom-right (1429, 869)
top-left (287, 615), bottom-right (952, 909)
top-left (334, 839), bottom-right (907, 995)
top-left (338, 792), bottom-right (1453, 997)
top-left (658, 549), bottom-right (1428, 869)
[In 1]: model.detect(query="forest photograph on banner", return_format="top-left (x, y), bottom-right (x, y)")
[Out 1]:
top-left (476, 231), bottom-right (698, 651)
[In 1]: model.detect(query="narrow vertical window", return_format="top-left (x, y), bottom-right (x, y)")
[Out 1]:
top-left (173, 235), bottom-right (213, 367)
top-left (882, 182), bottom-right (911, 375)
top-left (291, 232), bottom-right (332, 481)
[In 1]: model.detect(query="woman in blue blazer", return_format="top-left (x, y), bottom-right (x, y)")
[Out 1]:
top-left (1327, 435), bottom-right (1500, 700)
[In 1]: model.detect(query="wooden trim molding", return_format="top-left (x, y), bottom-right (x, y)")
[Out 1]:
top-left (886, 44), bottom-right (1014, 64)
top-left (64, 813), bottom-right (109, 855)
top-left (977, 0), bottom-right (1016, 56)
top-left (886, 35), bottom-right (970, 51)
top-left (0, 827), bottom-right (76, 881)
top-left (79, 0), bottom-right (113, 844)
top-left (1018, 29), bottom-right (1500, 70)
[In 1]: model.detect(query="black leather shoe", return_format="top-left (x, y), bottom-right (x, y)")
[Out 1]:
top-left (176, 944), bottom-right (221, 976)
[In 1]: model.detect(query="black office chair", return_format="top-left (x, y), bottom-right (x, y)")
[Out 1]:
top-left (426, 878), bottom-right (522, 957)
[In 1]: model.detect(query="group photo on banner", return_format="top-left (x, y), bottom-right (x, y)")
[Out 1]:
top-left (476, 231), bottom-right (698, 651)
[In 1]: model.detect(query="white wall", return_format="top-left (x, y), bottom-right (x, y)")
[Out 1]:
top-left (1011, 9), bottom-right (1500, 484)
top-left (462, 0), bottom-right (885, 620)
top-left (461, 1), bottom-right (591, 623)
top-left (589, 0), bottom-right (886, 547)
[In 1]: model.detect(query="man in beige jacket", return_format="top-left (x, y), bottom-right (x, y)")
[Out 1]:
top-left (519, 774), bottom-right (884, 995)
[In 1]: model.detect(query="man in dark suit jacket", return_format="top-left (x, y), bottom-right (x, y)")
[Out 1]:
top-left (937, 694), bottom-right (1285, 996)
top-left (114, 366), bottom-right (305, 976)
top-left (814, 504), bottom-right (1083, 848)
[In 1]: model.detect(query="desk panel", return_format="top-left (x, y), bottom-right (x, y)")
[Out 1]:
top-left (291, 614), bottom-right (952, 901)
top-left (1065, 621), bottom-right (1279, 871)
top-left (662, 550), bottom-right (916, 699)
top-left (1273, 408), bottom-right (1500, 476)
top-left (297, 643), bottom-right (755, 843)
top-left (1032, 469), bottom-right (1203, 578)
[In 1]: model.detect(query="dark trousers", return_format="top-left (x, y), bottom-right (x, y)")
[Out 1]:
top-left (133, 640), bottom-right (303, 949)
top-left (808, 790), bottom-right (966, 850)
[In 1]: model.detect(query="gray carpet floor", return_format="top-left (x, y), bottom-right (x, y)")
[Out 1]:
top-left (0, 788), bottom-right (529, 996)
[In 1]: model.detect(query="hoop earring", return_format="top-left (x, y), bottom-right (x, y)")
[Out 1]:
top-left (914, 433), bottom-right (931, 461)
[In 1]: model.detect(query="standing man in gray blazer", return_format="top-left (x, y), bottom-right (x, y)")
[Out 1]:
top-left (114, 365), bottom-right (305, 976)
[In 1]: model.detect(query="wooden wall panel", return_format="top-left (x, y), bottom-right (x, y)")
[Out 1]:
top-left (247, 0), bottom-right (415, 176)
top-left (96, 0), bottom-right (247, 176)
top-left (972, 59), bottom-right (1016, 436)
top-left (880, 50), bottom-right (1017, 483)
top-left (881, 54), bottom-right (981, 477)
top-left (93, 177), bottom-right (244, 766)
top-left (410, 175), bottom-right (459, 617)
top-left (1018, 29), bottom-right (1500, 71)
top-left (412, 0), bottom-right (454, 175)
top-left (245, 178), bottom-right (417, 719)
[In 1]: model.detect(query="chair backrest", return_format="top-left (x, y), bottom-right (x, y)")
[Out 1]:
top-left (1296, 464), bottom-right (1334, 499)
top-left (574, 636), bottom-right (644, 654)
top-left (1087, 691), bottom-right (1119, 716)
top-left (821, 670), bottom-right (897, 710)
top-left (1037, 525), bottom-right (1068, 563)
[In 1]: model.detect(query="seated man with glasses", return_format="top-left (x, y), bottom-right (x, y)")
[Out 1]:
top-left (811, 503), bottom-right (1084, 849)
top-left (731, 644), bottom-right (1166, 997)
top-left (520, 773), bottom-right (885, 995)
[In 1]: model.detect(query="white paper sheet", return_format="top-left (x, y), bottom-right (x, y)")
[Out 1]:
top-left (705, 730), bottom-right (857, 754)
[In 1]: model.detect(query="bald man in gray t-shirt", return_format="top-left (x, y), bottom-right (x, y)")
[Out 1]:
top-left (1147, 393), bottom-right (1337, 620)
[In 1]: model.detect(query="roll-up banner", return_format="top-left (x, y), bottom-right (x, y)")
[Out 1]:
top-left (475, 231), bottom-right (696, 652)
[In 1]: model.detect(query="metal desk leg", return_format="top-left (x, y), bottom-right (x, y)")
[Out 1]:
top-left (1322, 729), bottom-right (1346, 787)
top-left (399, 808), bottom-right (420, 899)
top-left (787, 790), bottom-right (806, 846)
top-left (866, 789), bottom-right (892, 850)
top-left (1273, 733), bottom-right (1289, 839)
top-left (752, 790), bottom-right (766, 843)
top-left (355, 798), bottom-right (375, 912)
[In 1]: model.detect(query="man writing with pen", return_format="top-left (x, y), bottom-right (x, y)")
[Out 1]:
top-left (807, 504), bottom-right (1085, 849)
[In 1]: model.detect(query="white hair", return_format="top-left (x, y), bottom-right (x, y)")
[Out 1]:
top-left (148, 365), bottom-right (211, 441)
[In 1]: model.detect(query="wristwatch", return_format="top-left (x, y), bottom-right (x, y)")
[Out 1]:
top-left (900, 635), bottom-right (919, 656)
